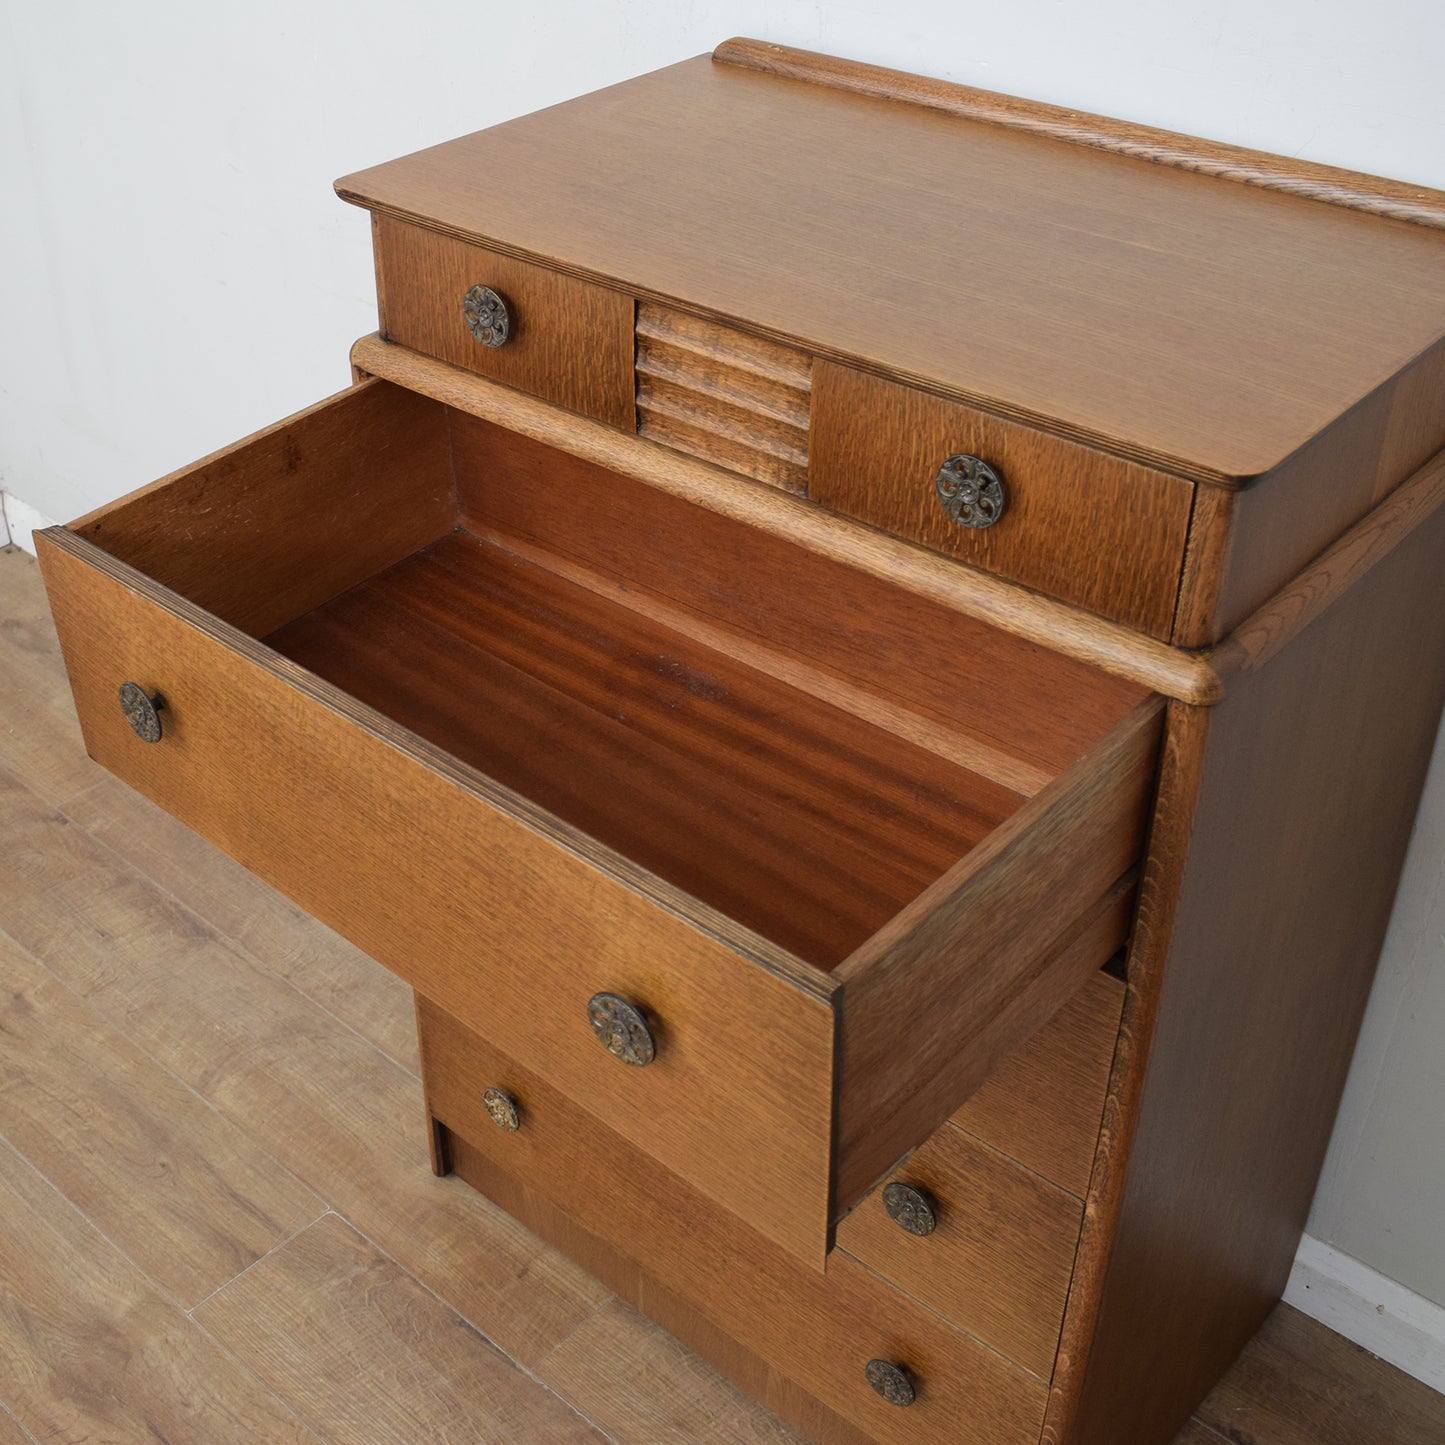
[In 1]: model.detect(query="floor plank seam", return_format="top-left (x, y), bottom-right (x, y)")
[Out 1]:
top-left (0, 735), bottom-right (418, 1086)
top-left (318, 1206), bottom-right (622, 1440)
top-left (0, 1132), bottom-right (208, 1317)
top-left (50, 783), bottom-right (426, 1083)
top-left (326, 1204), bottom-right (537, 1355)
top-left (185, 1207), bottom-right (337, 1317)
top-left (1186, 1421), bottom-right (1233, 1443)
top-left (530, 1295), bottom-right (621, 1373)
top-left (178, 1305), bottom-right (330, 1444)
top-left (0, 1401), bottom-right (40, 1445)
top-left (0, 913), bottom-right (329, 1230)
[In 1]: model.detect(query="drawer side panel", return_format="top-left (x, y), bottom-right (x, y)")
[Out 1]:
top-left (835, 700), bottom-right (1160, 1210)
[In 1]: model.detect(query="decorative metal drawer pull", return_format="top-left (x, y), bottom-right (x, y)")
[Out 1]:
top-left (462, 284), bottom-right (511, 347)
top-left (587, 992), bottom-right (656, 1067)
top-left (481, 1087), bottom-right (521, 1133)
top-left (118, 682), bottom-right (165, 743)
top-left (882, 1180), bottom-right (938, 1236)
top-left (865, 1359), bottom-right (916, 1407)
top-left (934, 453), bottom-right (1006, 529)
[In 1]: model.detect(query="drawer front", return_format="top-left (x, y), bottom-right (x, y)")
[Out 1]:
top-left (420, 1000), bottom-right (1049, 1445)
top-left (373, 215), bottom-right (635, 429)
top-left (835, 1124), bottom-right (1080, 1378)
top-left (809, 360), bottom-right (1194, 638)
top-left (36, 531), bottom-right (838, 1270)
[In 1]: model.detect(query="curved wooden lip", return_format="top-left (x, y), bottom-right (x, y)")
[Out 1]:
top-left (713, 38), bottom-right (1445, 232)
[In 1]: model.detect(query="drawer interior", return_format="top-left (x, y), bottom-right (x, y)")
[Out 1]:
top-left (64, 378), bottom-right (1151, 978)
top-left (265, 531), bottom-right (1017, 968)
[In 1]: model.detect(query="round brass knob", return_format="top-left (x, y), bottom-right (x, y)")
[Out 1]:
top-left (118, 682), bottom-right (164, 743)
top-left (882, 1181), bottom-right (938, 1237)
top-left (587, 992), bottom-right (655, 1067)
top-left (934, 453), bottom-right (1006, 529)
top-left (481, 1087), bottom-right (520, 1132)
top-left (865, 1359), bottom-right (916, 1407)
top-left (462, 284), bottom-right (511, 347)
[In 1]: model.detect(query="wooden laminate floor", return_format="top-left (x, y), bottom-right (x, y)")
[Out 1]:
top-left (3, 544), bottom-right (1443, 1445)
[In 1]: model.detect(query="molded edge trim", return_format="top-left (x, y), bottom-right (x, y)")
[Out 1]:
top-left (714, 38), bottom-right (1445, 230)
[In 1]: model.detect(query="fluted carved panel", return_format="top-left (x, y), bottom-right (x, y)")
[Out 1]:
top-left (636, 303), bottom-right (812, 494)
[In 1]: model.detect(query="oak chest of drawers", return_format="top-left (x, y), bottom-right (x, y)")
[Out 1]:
top-left (37, 37), bottom-right (1445, 1445)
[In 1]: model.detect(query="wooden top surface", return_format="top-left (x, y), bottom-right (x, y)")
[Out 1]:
top-left (337, 52), bottom-right (1445, 485)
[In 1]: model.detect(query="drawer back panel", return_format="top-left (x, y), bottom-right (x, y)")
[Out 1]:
top-left (449, 409), bottom-right (1149, 786)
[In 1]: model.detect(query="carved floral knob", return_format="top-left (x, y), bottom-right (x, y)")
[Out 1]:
top-left (481, 1088), bottom-right (521, 1132)
top-left (934, 453), bottom-right (1006, 529)
top-left (118, 682), bottom-right (164, 743)
top-left (865, 1359), bottom-right (916, 1407)
top-left (882, 1181), bottom-right (938, 1236)
top-left (587, 992), bottom-right (656, 1067)
top-left (462, 284), bottom-right (511, 347)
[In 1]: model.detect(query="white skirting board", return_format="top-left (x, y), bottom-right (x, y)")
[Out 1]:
top-left (4, 484), bottom-right (1444, 1394)
top-left (1, 491), bottom-right (54, 556)
top-left (1286, 1234), bottom-right (1445, 1392)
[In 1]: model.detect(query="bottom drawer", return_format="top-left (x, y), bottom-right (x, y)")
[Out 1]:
top-left (418, 996), bottom-right (1048, 1445)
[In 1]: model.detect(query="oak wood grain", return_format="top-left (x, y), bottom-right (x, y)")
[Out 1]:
top-left (336, 57), bottom-right (1445, 485)
top-left (1061, 503), bottom-right (1445, 1443)
top-left (195, 1212), bottom-right (604, 1443)
top-left (714, 38), bottom-right (1445, 229)
top-left (1043, 703), bottom-right (1212, 1445)
top-left (835, 1122), bottom-right (1081, 1376)
top-left (424, 1011), bottom-right (1049, 1445)
top-left (266, 528), bottom-right (1020, 970)
top-left (1182, 337), bottom-right (1445, 644)
top-left (0, 930), bottom-right (322, 1308)
top-left (1171, 481), bottom-right (1235, 645)
top-left (452, 410), bottom-right (1144, 786)
top-left (834, 701), bottom-right (1159, 1209)
top-left (637, 301), bottom-right (812, 493)
top-left (352, 334), bottom-right (1224, 703)
top-left (0, 1136), bottom-right (311, 1443)
top-left (1212, 442), bottom-right (1445, 683)
top-left (950, 970), bottom-right (1125, 1199)
top-left (537, 1297), bottom-right (808, 1444)
top-left (37, 530), bottom-right (841, 1269)
top-left (810, 361), bottom-right (1194, 637)
top-left (374, 215), bottom-right (635, 429)
top-left (66, 378), bottom-right (454, 638)
top-left (0, 761), bottom-right (608, 1369)
top-left (66, 776), bottom-right (420, 1073)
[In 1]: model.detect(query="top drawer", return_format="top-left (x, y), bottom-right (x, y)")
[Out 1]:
top-left (37, 378), bottom-right (1159, 1272)
top-left (372, 215), bottom-right (635, 429)
top-left (809, 360), bottom-right (1194, 638)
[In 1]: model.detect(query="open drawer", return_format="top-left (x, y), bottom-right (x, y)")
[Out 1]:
top-left (37, 377), bottom-right (1160, 1269)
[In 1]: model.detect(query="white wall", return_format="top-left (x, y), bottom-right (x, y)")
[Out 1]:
top-left (4, 0), bottom-right (1444, 1357)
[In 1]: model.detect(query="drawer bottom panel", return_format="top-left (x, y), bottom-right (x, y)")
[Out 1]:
top-left (419, 998), bottom-right (1048, 1445)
